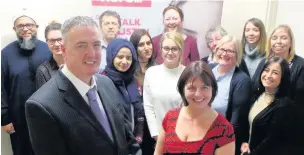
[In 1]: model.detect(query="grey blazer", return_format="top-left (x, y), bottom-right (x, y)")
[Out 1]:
top-left (25, 71), bottom-right (142, 155)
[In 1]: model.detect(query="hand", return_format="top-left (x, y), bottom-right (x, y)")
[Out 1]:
top-left (2, 123), bottom-right (15, 134)
top-left (153, 136), bottom-right (158, 141)
top-left (135, 136), bottom-right (142, 144)
top-left (240, 142), bottom-right (250, 154)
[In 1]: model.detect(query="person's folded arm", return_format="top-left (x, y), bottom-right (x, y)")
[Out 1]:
top-left (250, 101), bottom-right (294, 155)
top-left (35, 67), bottom-right (48, 90)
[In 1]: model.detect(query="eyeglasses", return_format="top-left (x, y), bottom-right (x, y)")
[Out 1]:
top-left (162, 46), bottom-right (180, 53)
top-left (47, 38), bottom-right (63, 45)
top-left (217, 48), bottom-right (235, 55)
top-left (15, 23), bottom-right (37, 30)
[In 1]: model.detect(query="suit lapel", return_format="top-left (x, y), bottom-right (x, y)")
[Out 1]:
top-left (56, 71), bottom-right (114, 145)
top-left (95, 76), bottom-right (120, 146)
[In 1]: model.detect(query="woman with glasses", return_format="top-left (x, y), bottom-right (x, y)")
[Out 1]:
top-left (143, 31), bottom-right (185, 143)
top-left (152, 5), bottom-right (199, 66)
top-left (36, 21), bottom-right (64, 89)
top-left (212, 35), bottom-right (252, 155)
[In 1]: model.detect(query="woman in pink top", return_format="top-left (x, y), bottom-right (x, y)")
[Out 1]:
top-left (152, 5), bottom-right (200, 65)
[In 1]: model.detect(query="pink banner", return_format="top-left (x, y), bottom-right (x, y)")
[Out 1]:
top-left (92, 0), bottom-right (152, 7)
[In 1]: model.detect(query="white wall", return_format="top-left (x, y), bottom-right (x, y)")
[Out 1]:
top-left (221, 0), bottom-right (304, 58)
top-left (1, 0), bottom-right (92, 47)
top-left (1, 131), bottom-right (13, 155)
top-left (221, 0), bottom-right (270, 39)
top-left (275, 1), bottom-right (304, 57)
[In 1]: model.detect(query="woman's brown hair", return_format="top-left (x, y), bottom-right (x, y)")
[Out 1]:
top-left (177, 61), bottom-right (218, 106)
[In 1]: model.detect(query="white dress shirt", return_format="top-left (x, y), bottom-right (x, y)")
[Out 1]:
top-left (61, 65), bottom-right (109, 122)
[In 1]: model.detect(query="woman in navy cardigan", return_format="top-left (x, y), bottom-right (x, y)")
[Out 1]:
top-left (211, 35), bottom-right (252, 155)
top-left (241, 56), bottom-right (298, 155)
top-left (101, 38), bottom-right (144, 144)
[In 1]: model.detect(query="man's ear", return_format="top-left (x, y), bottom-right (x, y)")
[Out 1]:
top-left (13, 27), bottom-right (16, 32)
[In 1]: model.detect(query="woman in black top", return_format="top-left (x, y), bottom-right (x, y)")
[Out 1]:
top-left (251, 25), bottom-right (304, 151)
top-left (241, 56), bottom-right (298, 155)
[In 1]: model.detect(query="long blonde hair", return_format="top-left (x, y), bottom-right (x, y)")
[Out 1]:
top-left (266, 25), bottom-right (295, 62)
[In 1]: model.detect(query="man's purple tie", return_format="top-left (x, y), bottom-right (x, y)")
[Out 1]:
top-left (87, 87), bottom-right (113, 141)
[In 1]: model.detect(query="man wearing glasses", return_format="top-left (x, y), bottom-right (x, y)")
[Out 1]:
top-left (36, 22), bottom-right (64, 89)
top-left (1, 14), bottom-right (51, 155)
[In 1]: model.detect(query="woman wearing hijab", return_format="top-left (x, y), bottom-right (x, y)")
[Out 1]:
top-left (101, 38), bottom-right (145, 144)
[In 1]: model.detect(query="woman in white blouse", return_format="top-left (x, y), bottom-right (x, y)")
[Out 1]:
top-left (143, 31), bottom-right (185, 142)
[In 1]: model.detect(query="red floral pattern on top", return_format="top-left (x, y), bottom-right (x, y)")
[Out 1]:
top-left (162, 108), bottom-right (235, 155)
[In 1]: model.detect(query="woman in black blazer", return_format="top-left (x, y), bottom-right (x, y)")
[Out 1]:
top-left (251, 25), bottom-right (304, 147)
top-left (241, 56), bottom-right (298, 155)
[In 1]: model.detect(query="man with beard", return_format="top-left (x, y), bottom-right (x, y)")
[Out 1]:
top-left (98, 10), bottom-right (121, 71)
top-left (1, 15), bottom-right (51, 155)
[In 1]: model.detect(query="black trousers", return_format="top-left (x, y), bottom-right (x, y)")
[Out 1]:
top-left (141, 120), bottom-right (155, 155)
top-left (10, 123), bottom-right (34, 155)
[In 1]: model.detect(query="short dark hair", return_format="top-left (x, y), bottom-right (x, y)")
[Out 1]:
top-left (99, 10), bottom-right (121, 27)
top-left (163, 5), bottom-right (184, 21)
top-left (44, 22), bottom-right (62, 40)
top-left (177, 61), bottom-right (218, 106)
top-left (256, 56), bottom-right (291, 98)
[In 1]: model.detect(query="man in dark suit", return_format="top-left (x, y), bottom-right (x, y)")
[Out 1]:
top-left (25, 16), bottom-right (141, 155)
